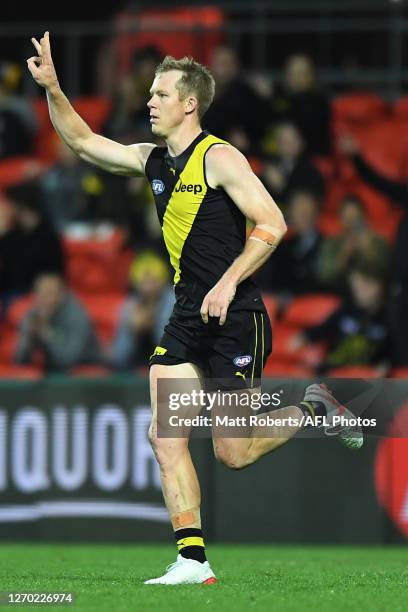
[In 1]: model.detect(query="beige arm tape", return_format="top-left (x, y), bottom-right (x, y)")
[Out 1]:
top-left (171, 508), bottom-right (201, 530)
top-left (248, 223), bottom-right (283, 248)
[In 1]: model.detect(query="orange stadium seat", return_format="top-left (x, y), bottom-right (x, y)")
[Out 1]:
top-left (393, 96), bottom-right (408, 120)
top-left (247, 156), bottom-right (263, 176)
top-left (282, 295), bottom-right (340, 328)
top-left (0, 328), bottom-right (17, 364)
top-left (114, 6), bottom-right (224, 73)
top-left (67, 255), bottom-right (114, 293)
top-left (346, 180), bottom-right (396, 232)
top-left (312, 156), bottom-right (335, 182)
top-left (326, 365), bottom-right (383, 378)
top-left (32, 97), bottom-right (51, 128)
top-left (332, 93), bottom-right (388, 127)
top-left (69, 365), bottom-right (111, 377)
top-left (135, 365), bottom-right (149, 376)
top-left (270, 324), bottom-right (327, 368)
top-left (79, 293), bottom-right (125, 344)
top-left (63, 230), bottom-right (132, 293)
top-left (318, 212), bottom-right (341, 237)
top-left (0, 365), bottom-right (43, 380)
top-left (353, 119), bottom-right (408, 180)
top-left (32, 97), bottom-right (112, 160)
top-left (62, 229), bottom-right (125, 257)
top-left (6, 295), bottom-right (34, 329)
top-left (322, 177), bottom-right (401, 242)
top-left (263, 360), bottom-right (313, 377)
top-left (390, 368), bottom-right (408, 379)
top-left (32, 98), bottom-right (55, 161)
top-left (71, 97), bottom-right (112, 133)
top-left (261, 293), bottom-right (279, 325)
top-left (0, 157), bottom-right (43, 188)
top-left (323, 178), bottom-right (354, 213)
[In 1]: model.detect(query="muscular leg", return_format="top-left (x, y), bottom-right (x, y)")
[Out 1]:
top-left (149, 362), bottom-right (204, 528)
top-left (212, 387), bottom-right (304, 470)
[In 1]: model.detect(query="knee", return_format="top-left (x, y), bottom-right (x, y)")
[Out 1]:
top-left (213, 443), bottom-right (251, 470)
top-left (148, 424), bottom-right (186, 469)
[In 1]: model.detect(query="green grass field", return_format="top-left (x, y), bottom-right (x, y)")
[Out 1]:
top-left (1, 544), bottom-right (408, 611)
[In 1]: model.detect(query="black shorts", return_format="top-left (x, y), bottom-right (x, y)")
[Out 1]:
top-left (149, 307), bottom-right (272, 390)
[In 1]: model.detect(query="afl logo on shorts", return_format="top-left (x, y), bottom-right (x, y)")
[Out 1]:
top-left (233, 355), bottom-right (252, 367)
top-left (152, 179), bottom-right (165, 195)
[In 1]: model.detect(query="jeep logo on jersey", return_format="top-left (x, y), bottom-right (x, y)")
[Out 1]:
top-left (152, 179), bottom-right (165, 195)
top-left (233, 355), bottom-right (252, 367)
top-left (174, 181), bottom-right (203, 195)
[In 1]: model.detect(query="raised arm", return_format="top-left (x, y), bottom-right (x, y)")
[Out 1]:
top-left (201, 144), bottom-right (287, 324)
top-left (339, 134), bottom-right (408, 204)
top-left (27, 32), bottom-right (155, 176)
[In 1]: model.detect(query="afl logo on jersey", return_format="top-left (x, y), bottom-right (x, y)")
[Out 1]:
top-left (233, 355), bottom-right (252, 367)
top-left (152, 179), bottom-right (165, 195)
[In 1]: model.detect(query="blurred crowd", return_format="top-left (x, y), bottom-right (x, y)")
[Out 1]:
top-left (0, 41), bottom-right (407, 377)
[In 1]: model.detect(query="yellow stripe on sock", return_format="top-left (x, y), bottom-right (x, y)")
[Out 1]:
top-left (301, 401), bottom-right (315, 418)
top-left (251, 313), bottom-right (258, 387)
top-left (177, 536), bottom-right (205, 550)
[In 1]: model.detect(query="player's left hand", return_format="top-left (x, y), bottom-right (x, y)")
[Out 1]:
top-left (200, 279), bottom-right (236, 326)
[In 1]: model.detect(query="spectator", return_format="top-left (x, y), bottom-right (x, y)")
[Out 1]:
top-left (290, 264), bottom-right (390, 373)
top-left (0, 191), bottom-right (18, 315)
top-left (256, 189), bottom-right (323, 295)
top-left (0, 62), bottom-right (38, 158)
top-left (15, 273), bottom-right (103, 371)
top-left (270, 54), bottom-right (331, 156)
top-left (41, 139), bottom-right (128, 231)
top-left (203, 46), bottom-right (269, 153)
top-left (111, 252), bottom-right (174, 370)
top-left (261, 122), bottom-right (325, 206)
top-left (102, 46), bottom-right (162, 144)
top-left (0, 180), bottom-right (64, 306)
top-left (340, 134), bottom-right (408, 365)
top-left (317, 194), bottom-right (389, 293)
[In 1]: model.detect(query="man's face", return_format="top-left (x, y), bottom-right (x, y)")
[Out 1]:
top-left (276, 124), bottom-right (303, 159)
top-left (350, 272), bottom-right (383, 310)
top-left (340, 201), bottom-right (364, 231)
top-left (286, 56), bottom-right (315, 92)
top-left (16, 206), bottom-right (39, 231)
top-left (290, 193), bottom-right (319, 234)
top-left (147, 71), bottom-right (195, 138)
top-left (34, 276), bottom-right (64, 316)
top-left (138, 271), bottom-right (166, 299)
top-left (211, 46), bottom-right (238, 83)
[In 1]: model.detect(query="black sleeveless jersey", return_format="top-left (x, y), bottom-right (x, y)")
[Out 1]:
top-left (145, 131), bottom-right (264, 315)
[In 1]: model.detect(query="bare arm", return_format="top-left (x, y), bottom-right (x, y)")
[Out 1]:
top-left (27, 32), bottom-right (155, 176)
top-left (201, 144), bottom-right (287, 324)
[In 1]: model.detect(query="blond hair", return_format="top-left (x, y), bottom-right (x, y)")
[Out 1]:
top-left (155, 56), bottom-right (215, 119)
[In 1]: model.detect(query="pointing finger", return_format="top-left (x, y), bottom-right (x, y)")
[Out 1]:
top-left (42, 31), bottom-right (52, 60)
top-left (31, 38), bottom-right (42, 55)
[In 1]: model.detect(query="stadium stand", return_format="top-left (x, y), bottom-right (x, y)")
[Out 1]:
top-left (2, 78), bottom-right (408, 379)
